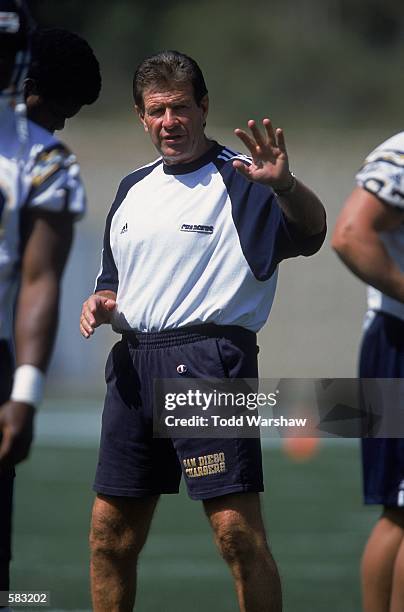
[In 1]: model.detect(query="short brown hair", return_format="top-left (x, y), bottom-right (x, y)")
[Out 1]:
top-left (133, 50), bottom-right (208, 112)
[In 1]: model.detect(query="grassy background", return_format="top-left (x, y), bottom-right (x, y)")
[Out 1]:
top-left (12, 424), bottom-right (378, 612)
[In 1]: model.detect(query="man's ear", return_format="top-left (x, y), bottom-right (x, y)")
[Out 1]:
top-left (134, 104), bottom-right (148, 132)
top-left (200, 94), bottom-right (209, 123)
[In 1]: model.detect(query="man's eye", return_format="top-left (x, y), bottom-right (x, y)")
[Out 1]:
top-left (148, 108), bottom-right (163, 116)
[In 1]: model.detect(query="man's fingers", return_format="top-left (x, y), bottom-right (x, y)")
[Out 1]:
top-left (80, 319), bottom-right (94, 338)
top-left (0, 403), bottom-right (34, 468)
top-left (234, 128), bottom-right (257, 156)
top-left (104, 299), bottom-right (116, 311)
top-left (248, 120), bottom-right (266, 148)
top-left (275, 127), bottom-right (287, 153)
top-left (0, 428), bottom-right (13, 466)
top-left (86, 311), bottom-right (97, 326)
top-left (81, 309), bottom-right (96, 331)
top-left (80, 303), bottom-right (95, 338)
top-left (263, 118), bottom-right (276, 146)
top-left (81, 308), bottom-right (96, 329)
top-left (86, 296), bottom-right (101, 317)
top-left (81, 297), bottom-right (103, 327)
top-left (80, 295), bottom-right (116, 338)
top-left (81, 305), bottom-right (96, 326)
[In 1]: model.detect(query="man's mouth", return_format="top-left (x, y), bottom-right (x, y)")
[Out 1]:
top-left (162, 134), bottom-right (184, 143)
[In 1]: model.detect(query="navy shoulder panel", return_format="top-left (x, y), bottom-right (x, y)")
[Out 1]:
top-left (214, 152), bottom-right (325, 279)
top-left (95, 159), bottom-right (162, 293)
top-left (214, 155), bottom-right (294, 280)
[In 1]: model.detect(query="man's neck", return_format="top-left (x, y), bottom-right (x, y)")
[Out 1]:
top-left (163, 137), bottom-right (214, 166)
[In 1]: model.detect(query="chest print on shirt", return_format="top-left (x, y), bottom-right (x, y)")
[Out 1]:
top-left (180, 223), bottom-right (214, 234)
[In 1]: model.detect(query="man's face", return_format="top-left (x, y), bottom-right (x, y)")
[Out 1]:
top-left (25, 81), bottom-right (82, 132)
top-left (137, 82), bottom-right (209, 165)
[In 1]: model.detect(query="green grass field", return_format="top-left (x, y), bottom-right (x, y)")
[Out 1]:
top-left (10, 431), bottom-right (379, 612)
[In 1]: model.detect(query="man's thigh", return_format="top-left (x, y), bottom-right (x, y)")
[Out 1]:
top-left (93, 340), bottom-right (182, 497)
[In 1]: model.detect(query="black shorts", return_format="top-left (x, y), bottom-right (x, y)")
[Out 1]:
top-left (0, 339), bottom-right (15, 589)
top-left (94, 325), bottom-right (264, 501)
top-left (360, 312), bottom-right (404, 506)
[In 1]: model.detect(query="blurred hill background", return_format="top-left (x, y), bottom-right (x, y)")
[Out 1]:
top-left (30, 0), bottom-right (404, 128)
top-left (25, 0), bottom-right (404, 396)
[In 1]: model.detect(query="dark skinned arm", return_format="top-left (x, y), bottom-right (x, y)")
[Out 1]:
top-left (0, 210), bottom-right (74, 467)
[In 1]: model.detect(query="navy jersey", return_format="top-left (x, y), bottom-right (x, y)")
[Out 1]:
top-left (96, 142), bottom-right (322, 333)
top-left (0, 105), bottom-right (86, 340)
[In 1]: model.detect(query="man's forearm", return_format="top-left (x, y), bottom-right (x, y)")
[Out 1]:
top-left (276, 178), bottom-right (326, 237)
top-left (333, 232), bottom-right (404, 304)
top-left (14, 274), bottom-right (60, 371)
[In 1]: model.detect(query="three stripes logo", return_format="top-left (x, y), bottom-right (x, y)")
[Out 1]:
top-left (120, 222), bottom-right (128, 235)
top-left (216, 147), bottom-right (251, 165)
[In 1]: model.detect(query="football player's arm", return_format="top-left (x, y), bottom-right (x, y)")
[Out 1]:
top-left (80, 290), bottom-right (116, 338)
top-left (0, 211), bottom-right (74, 466)
top-left (332, 186), bottom-right (404, 303)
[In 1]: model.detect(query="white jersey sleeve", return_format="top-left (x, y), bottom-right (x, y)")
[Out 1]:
top-left (25, 144), bottom-right (86, 218)
top-left (355, 132), bottom-right (404, 210)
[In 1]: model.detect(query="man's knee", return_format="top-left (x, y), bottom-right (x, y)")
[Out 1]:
top-left (214, 517), bottom-right (268, 574)
top-left (90, 513), bottom-right (139, 564)
top-left (90, 495), bottom-right (154, 562)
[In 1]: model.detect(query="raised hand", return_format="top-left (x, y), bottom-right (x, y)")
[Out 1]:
top-left (233, 118), bottom-right (293, 190)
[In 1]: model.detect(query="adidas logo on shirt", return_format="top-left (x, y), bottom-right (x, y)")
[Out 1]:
top-left (180, 223), bottom-right (213, 234)
top-left (120, 222), bottom-right (128, 234)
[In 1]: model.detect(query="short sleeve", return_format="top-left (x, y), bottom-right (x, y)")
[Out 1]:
top-left (94, 210), bottom-right (119, 293)
top-left (26, 145), bottom-right (86, 219)
top-left (356, 142), bottom-right (404, 210)
top-left (216, 159), bottom-right (326, 281)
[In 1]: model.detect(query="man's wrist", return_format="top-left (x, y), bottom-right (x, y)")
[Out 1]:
top-left (10, 365), bottom-right (45, 408)
top-left (273, 172), bottom-right (296, 196)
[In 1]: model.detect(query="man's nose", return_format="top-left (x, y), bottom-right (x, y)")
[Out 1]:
top-left (162, 108), bottom-right (177, 129)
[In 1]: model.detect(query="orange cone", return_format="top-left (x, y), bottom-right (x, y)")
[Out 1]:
top-left (282, 437), bottom-right (320, 462)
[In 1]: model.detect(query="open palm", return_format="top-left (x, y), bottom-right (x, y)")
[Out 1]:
top-left (233, 118), bottom-right (291, 189)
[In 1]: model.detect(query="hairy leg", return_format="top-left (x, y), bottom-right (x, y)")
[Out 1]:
top-left (204, 492), bottom-right (281, 612)
top-left (90, 494), bottom-right (159, 612)
top-left (361, 508), bottom-right (404, 612)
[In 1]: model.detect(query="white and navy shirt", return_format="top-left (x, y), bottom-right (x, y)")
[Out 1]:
top-left (96, 142), bottom-right (323, 333)
top-left (356, 132), bottom-right (404, 322)
top-left (0, 105), bottom-right (85, 340)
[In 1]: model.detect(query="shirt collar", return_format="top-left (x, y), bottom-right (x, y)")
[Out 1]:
top-left (163, 141), bottom-right (221, 175)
